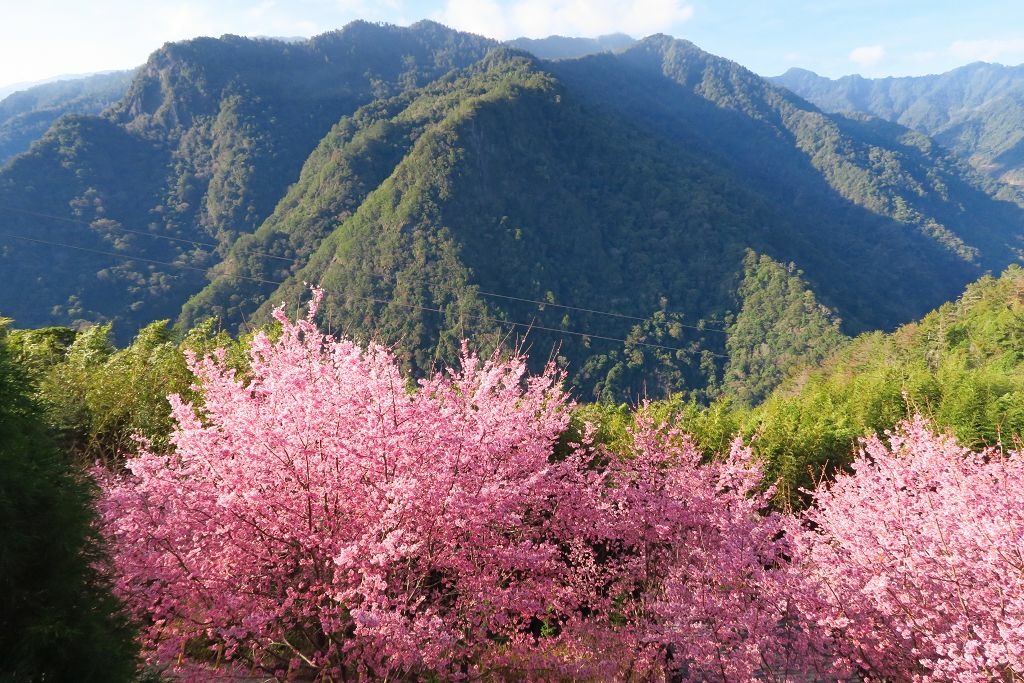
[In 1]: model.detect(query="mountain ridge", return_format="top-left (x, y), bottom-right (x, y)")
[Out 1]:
top-left (770, 61), bottom-right (1024, 187)
top-left (0, 70), bottom-right (135, 167)
top-left (2, 22), bottom-right (1023, 400)
top-left (506, 32), bottom-right (636, 60)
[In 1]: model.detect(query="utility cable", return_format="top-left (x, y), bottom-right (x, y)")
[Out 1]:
top-left (0, 203), bottom-right (730, 328)
top-left (0, 230), bottom-right (726, 357)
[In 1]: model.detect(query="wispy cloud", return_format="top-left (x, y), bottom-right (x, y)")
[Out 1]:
top-left (436, 0), bottom-right (694, 40)
top-left (848, 44), bottom-right (885, 67)
top-left (949, 37), bottom-right (1024, 64)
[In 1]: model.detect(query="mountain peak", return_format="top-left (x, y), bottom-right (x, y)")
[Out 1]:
top-left (778, 67), bottom-right (821, 79)
top-left (634, 33), bottom-right (688, 50)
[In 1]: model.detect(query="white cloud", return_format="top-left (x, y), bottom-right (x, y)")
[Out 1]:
top-left (436, 0), bottom-right (695, 40)
top-left (949, 37), bottom-right (1024, 65)
top-left (438, 0), bottom-right (506, 37)
top-left (848, 44), bottom-right (885, 67)
top-left (334, 0), bottom-right (411, 24)
top-left (153, 3), bottom-right (219, 41)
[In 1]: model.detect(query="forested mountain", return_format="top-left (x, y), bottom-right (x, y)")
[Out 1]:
top-left (2, 22), bottom-right (1024, 400)
top-left (0, 21), bottom-right (494, 339)
top-left (0, 71), bottom-right (135, 167)
top-left (771, 62), bottom-right (1024, 187)
top-left (182, 33), bottom-right (1024, 398)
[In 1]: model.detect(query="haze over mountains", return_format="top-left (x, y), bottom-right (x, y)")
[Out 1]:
top-left (771, 62), bottom-right (1024, 188)
top-left (2, 19), bottom-right (1023, 400)
top-left (0, 71), bottom-right (136, 167)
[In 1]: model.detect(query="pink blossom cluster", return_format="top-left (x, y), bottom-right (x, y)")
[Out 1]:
top-left (591, 418), bottom-right (814, 680)
top-left (97, 294), bottom-right (1024, 680)
top-left (790, 416), bottom-right (1024, 681)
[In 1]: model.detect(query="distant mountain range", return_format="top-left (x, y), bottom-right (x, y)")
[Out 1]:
top-left (506, 33), bottom-right (636, 59)
top-left (0, 71), bottom-right (129, 100)
top-left (1, 20), bottom-right (1022, 400)
top-left (0, 33), bottom-right (636, 169)
top-left (0, 70), bottom-right (136, 167)
top-left (771, 62), bottom-right (1024, 187)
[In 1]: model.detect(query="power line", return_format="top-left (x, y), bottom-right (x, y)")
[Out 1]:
top-left (342, 292), bottom-right (728, 357)
top-left (476, 290), bottom-right (726, 333)
top-left (0, 203), bottom-right (730, 329)
top-left (0, 230), bottom-right (727, 357)
top-left (0, 232), bottom-right (278, 285)
top-left (0, 204), bottom-right (295, 262)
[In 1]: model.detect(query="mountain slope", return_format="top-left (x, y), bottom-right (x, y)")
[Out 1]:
top-left (3, 26), bottom-right (1024, 401)
top-left (235, 49), bottom-right (760, 398)
top-left (0, 70), bottom-right (135, 167)
top-left (555, 38), bottom-right (1024, 280)
top-left (183, 40), bottom-right (1024, 399)
top-left (0, 21), bottom-right (495, 339)
top-left (771, 63), bottom-right (1024, 187)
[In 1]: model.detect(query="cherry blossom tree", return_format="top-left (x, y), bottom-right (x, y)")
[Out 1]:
top-left (791, 416), bottom-right (1024, 681)
top-left (593, 415), bottom-right (819, 681)
top-left (98, 290), bottom-right (620, 679)
top-left (98, 291), bottom-right (812, 680)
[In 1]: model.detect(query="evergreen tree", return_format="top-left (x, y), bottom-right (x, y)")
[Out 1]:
top-left (0, 321), bottom-right (137, 682)
top-left (725, 251), bottom-right (847, 405)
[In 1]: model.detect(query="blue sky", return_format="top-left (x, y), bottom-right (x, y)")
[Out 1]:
top-left (2, 0), bottom-right (1024, 89)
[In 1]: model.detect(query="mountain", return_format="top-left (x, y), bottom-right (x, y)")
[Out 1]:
top-left (0, 21), bottom-right (495, 338)
top-left (506, 33), bottom-right (635, 59)
top-left (771, 63), bottom-right (1024, 187)
top-left (183, 35), bottom-right (1024, 398)
top-left (0, 71), bottom-right (136, 168)
top-left (2, 23), bottom-right (1024, 400)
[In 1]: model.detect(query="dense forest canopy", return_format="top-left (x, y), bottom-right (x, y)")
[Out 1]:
top-left (771, 62), bottom-right (1024, 188)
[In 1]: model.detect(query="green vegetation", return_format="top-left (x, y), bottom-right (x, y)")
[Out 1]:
top-left (724, 251), bottom-right (848, 405)
top-left (0, 321), bottom-right (137, 681)
top-left (743, 266), bottom-right (1024, 502)
top-left (0, 70), bottom-right (135, 167)
top-left (9, 319), bottom-right (243, 463)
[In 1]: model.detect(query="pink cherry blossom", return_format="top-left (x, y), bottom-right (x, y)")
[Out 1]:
top-left (96, 291), bottom-right (830, 680)
top-left (591, 414), bottom-right (821, 680)
top-left (98, 290), bottom-right (613, 679)
top-left (791, 416), bottom-right (1024, 681)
